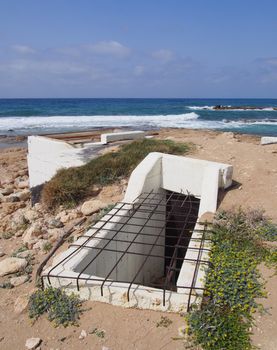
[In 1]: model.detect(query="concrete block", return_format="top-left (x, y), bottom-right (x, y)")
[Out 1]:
top-left (261, 136), bottom-right (277, 145)
top-left (101, 131), bottom-right (145, 144)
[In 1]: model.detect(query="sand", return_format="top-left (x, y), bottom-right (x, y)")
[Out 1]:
top-left (0, 128), bottom-right (276, 350)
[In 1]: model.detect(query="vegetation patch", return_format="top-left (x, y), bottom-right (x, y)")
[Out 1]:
top-left (29, 287), bottom-right (83, 327)
top-left (186, 209), bottom-right (277, 350)
top-left (41, 138), bottom-right (190, 209)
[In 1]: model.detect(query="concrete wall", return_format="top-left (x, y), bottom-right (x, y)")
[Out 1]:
top-left (27, 136), bottom-right (103, 187)
top-left (28, 131), bottom-right (146, 188)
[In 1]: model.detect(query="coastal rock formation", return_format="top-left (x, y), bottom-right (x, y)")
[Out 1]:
top-left (213, 105), bottom-right (277, 110)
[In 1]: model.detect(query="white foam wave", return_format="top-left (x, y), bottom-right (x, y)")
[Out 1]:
top-left (0, 113), bottom-right (276, 135)
top-left (188, 106), bottom-right (215, 110)
top-left (0, 112), bottom-right (199, 132)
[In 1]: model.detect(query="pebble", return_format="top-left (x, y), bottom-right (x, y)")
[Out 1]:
top-left (79, 329), bottom-right (87, 339)
top-left (25, 337), bottom-right (42, 349)
top-left (10, 275), bottom-right (29, 287)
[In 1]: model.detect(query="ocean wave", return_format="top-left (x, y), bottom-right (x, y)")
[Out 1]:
top-left (0, 113), bottom-right (276, 135)
top-left (0, 112), bottom-right (199, 132)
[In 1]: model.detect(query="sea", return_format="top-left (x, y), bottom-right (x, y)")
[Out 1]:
top-left (0, 98), bottom-right (277, 137)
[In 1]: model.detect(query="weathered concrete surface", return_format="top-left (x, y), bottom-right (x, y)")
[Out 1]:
top-left (261, 137), bottom-right (277, 145)
top-left (101, 131), bottom-right (145, 144)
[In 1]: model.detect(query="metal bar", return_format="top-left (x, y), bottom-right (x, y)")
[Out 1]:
top-left (68, 244), bottom-right (210, 263)
top-left (186, 223), bottom-right (208, 312)
top-left (46, 201), bottom-right (126, 285)
top-left (163, 191), bottom-right (194, 305)
top-left (126, 191), bottom-right (186, 301)
top-left (70, 236), bottom-right (210, 252)
top-left (75, 191), bottom-right (155, 290)
top-left (99, 191), bottom-right (169, 296)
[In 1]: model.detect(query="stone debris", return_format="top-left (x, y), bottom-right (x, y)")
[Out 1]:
top-left (10, 275), bottom-right (29, 287)
top-left (0, 187), bottom-right (14, 196)
top-left (0, 257), bottom-right (27, 276)
top-left (81, 199), bottom-right (107, 216)
top-left (14, 295), bottom-right (29, 314)
top-left (25, 337), bottom-right (42, 350)
top-left (79, 329), bottom-right (87, 339)
top-left (48, 218), bottom-right (64, 228)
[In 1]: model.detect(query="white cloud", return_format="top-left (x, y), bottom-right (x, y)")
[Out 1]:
top-left (152, 49), bottom-right (174, 63)
top-left (11, 45), bottom-right (36, 54)
top-left (86, 41), bottom-right (130, 57)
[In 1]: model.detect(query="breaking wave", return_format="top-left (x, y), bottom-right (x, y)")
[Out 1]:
top-left (0, 112), bottom-right (199, 133)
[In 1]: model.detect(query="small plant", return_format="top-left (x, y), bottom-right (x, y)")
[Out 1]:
top-left (2, 231), bottom-right (14, 239)
top-left (90, 327), bottom-right (105, 338)
top-left (28, 287), bottom-right (83, 327)
top-left (0, 281), bottom-right (14, 289)
top-left (156, 316), bottom-right (173, 328)
top-left (11, 244), bottom-right (28, 257)
top-left (186, 209), bottom-right (277, 350)
top-left (92, 204), bottom-right (116, 223)
top-left (42, 241), bottom-right (53, 253)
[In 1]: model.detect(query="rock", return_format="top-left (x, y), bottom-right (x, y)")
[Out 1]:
top-left (10, 210), bottom-right (27, 231)
top-left (10, 275), bottom-right (29, 287)
top-left (17, 180), bottom-right (29, 189)
top-left (0, 250), bottom-right (5, 257)
top-left (4, 194), bottom-right (20, 203)
top-left (18, 169), bottom-right (28, 176)
top-left (199, 212), bottom-right (215, 224)
top-left (17, 250), bottom-right (34, 259)
top-left (0, 187), bottom-right (13, 196)
top-left (32, 239), bottom-right (48, 251)
top-left (79, 330), bottom-right (87, 339)
top-left (24, 209), bottom-right (40, 222)
top-left (81, 200), bottom-right (107, 216)
top-left (15, 229), bottom-right (24, 237)
top-left (0, 257), bottom-right (27, 276)
top-left (48, 228), bottom-right (63, 243)
top-left (25, 337), bottom-right (42, 349)
top-left (16, 190), bottom-right (30, 201)
top-left (48, 218), bottom-right (64, 229)
top-left (14, 295), bottom-right (29, 314)
top-left (23, 223), bottom-right (44, 247)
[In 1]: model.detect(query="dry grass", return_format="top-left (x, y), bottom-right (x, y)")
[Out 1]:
top-left (41, 138), bottom-right (191, 209)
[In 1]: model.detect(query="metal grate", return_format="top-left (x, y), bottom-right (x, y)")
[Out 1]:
top-left (45, 190), bottom-right (211, 311)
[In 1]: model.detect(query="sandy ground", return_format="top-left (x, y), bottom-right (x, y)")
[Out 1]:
top-left (0, 128), bottom-right (276, 350)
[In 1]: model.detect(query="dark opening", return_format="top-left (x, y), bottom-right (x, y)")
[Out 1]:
top-left (164, 191), bottom-right (200, 289)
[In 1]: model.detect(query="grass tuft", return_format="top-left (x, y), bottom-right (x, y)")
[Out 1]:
top-left (41, 138), bottom-right (190, 209)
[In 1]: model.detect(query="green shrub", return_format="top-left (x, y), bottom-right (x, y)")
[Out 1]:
top-left (41, 139), bottom-right (190, 209)
top-left (29, 287), bottom-right (82, 327)
top-left (186, 209), bottom-right (277, 350)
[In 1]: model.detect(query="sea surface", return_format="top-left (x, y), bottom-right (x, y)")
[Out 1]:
top-left (0, 98), bottom-right (277, 136)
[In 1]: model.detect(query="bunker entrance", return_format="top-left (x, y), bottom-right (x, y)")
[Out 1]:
top-left (46, 190), bottom-right (208, 308)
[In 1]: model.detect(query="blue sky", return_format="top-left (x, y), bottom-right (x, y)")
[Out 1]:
top-left (0, 0), bottom-right (276, 98)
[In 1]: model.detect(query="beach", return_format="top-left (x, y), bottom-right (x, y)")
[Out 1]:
top-left (0, 128), bottom-right (276, 349)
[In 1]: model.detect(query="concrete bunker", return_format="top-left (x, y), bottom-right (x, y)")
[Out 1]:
top-left (43, 152), bottom-right (233, 312)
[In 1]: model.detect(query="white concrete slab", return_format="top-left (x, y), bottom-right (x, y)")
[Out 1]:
top-left (101, 131), bottom-right (145, 144)
top-left (261, 136), bottom-right (277, 145)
